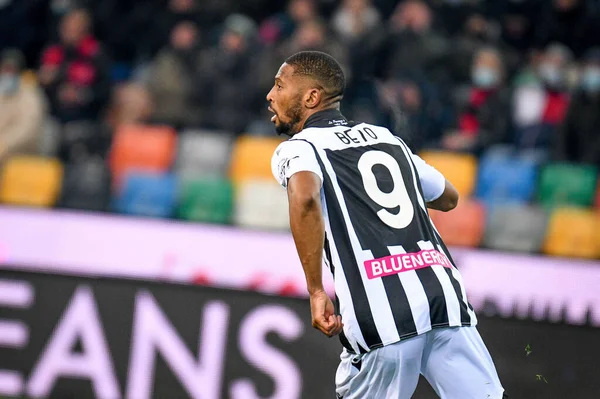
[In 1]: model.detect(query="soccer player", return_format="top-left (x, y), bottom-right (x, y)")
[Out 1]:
top-left (268, 51), bottom-right (505, 399)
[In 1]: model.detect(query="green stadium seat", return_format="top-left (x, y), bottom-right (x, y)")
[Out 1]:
top-left (177, 178), bottom-right (233, 224)
top-left (537, 163), bottom-right (598, 208)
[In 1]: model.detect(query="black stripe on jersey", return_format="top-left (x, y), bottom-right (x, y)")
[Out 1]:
top-left (293, 139), bottom-right (383, 350)
top-left (324, 234), bottom-right (334, 276)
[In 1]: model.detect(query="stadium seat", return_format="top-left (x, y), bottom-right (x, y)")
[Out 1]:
top-left (537, 163), bottom-right (598, 208)
top-left (177, 177), bottom-right (233, 224)
top-left (419, 151), bottom-right (478, 197)
top-left (58, 157), bottom-right (111, 212)
top-left (175, 129), bottom-right (234, 179)
top-left (229, 135), bottom-right (284, 185)
top-left (109, 124), bottom-right (177, 185)
top-left (475, 149), bottom-right (538, 204)
top-left (543, 207), bottom-right (600, 259)
top-left (59, 120), bottom-right (106, 162)
top-left (429, 199), bottom-right (486, 247)
top-left (595, 182), bottom-right (600, 209)
top-left (114, 172), bottom-right (177, 218)
top-left (0, 156), bottom-right (63, 207)
top-left (483, 204), bottom-right (548, 253)
top-left (234, 180), bottom-right (289, 230)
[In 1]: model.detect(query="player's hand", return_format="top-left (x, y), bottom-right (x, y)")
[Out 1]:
top-left (309, 290), bottom-right (344, 338)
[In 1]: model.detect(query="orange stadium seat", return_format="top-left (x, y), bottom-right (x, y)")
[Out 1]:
top-left (419, 151), bottom-right (478, 197)
top-left (429, 199), bottom-right (486, 247)
top-left (229, 135), bottom-right (284, 185)
top-left (543, 207), bottom-right (600, 259)
top-left (0, 156), bottom-right (63, 207)
top-left (109, 124), bottom-right (177, 185)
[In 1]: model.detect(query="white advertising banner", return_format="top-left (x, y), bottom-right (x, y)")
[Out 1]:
top-left (0, 206), bottom-right (599, 327)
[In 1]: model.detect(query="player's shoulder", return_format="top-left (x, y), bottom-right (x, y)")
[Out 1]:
top-left (272, 138), bottom-right (314, 162)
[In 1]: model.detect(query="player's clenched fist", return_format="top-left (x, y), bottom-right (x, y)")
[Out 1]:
top-left (310, 290), bottom-right (343, 337)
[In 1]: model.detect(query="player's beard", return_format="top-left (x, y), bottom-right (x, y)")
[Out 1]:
top-left (275, 100), bottom-right (303, 136)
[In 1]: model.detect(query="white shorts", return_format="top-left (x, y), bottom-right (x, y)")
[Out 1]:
top-left (335, 326), bottom-right (505, 399)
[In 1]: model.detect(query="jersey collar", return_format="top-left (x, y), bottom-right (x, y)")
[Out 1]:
top-left (302, 109), bottom-right (351, 129)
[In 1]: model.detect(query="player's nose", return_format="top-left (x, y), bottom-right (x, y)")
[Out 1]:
top-left (266, 87), bottom-right (274, 103)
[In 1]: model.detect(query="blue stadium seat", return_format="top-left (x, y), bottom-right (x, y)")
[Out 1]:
top-left (475, 149), bottom-right (538, 205)
top-left (114, 172), bottom-right (177, 218)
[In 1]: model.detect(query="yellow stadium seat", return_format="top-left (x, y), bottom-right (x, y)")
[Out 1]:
top-left (1, 156), bottom-right (63, 207)
top-left (419, 150), bottom-right (478, 197)
top-left (543, 207), bottom-right (600, 259)
top-left (229, 135), bottom-right (284, 184)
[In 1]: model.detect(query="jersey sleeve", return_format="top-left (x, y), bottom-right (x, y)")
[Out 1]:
top-left (271, 140), bottom-right (323, 188)
top-left (410, 153), bottom-right (446, 202)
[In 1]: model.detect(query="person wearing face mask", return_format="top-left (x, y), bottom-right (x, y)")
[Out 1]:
top-left (554, 48), bottom-right (600, 166)
top-left (441, 47), bottom-right (511, 154)
top-left (0, 49), bottom-right (48, 164)
top-left (512, 43), bottom-right (571, 150)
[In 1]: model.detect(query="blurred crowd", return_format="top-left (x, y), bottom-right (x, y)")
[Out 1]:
top-left (1, 0), bottom-right (600, 171)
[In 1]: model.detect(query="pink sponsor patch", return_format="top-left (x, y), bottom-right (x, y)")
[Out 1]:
top-left (364, 249), bottom-right (453, 279)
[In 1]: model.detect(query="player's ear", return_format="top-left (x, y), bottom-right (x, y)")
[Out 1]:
top-left (304, 88), bottom-right (321, 109)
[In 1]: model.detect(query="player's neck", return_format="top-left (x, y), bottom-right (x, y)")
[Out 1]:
top-left (297, 104), bottom-right (341, 133)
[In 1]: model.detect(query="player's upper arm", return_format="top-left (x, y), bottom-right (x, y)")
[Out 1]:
top-left (271, 140), bottom-right (323, 189)
top-left (410, 153), bottom-right (458, 212)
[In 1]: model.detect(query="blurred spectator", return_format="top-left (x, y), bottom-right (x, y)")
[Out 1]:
top-left (375, 0), bottom-right (449, 84)
top-left (376, 78), bottom-right (452, 153)
top-left (446, 13), bottom-right (500, 85)
top-left (513, 43), bottom-right (572, 149)
top-left (442, 47), bottom-right (511, 154)
top-left (38, 8), bottom-right (110, 122)
top-left (105, 83), bottom-right (154, 130)
top-left (0, 49), bottom-right (47, 164)
top-left (554, 48), bottom-right (600, 165)
top-left (147, 21), bottom-right (203, 128)
top-left (279, 18), bottom-right (347, 63)
top-left (140, 0), bottom-right (207, 60)
top-left (332, 0), bottom-right (381, 43)
top-left (498, 0), bottom-right (542, 52)
top-left (196, 14), bottom-right (262, 133)
top-left (533, 0), bottom-right (600, 58)
top-left (259, 0), bottom-right (317, 46)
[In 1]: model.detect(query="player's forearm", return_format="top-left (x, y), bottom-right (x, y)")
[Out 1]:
top-left (289, 192), bottom-right (325, 295)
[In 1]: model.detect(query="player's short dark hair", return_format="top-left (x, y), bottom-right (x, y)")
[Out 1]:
top-left (285, 51), bottom-right (345, 100)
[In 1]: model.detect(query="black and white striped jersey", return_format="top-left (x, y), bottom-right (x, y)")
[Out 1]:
top-left (271, 109), bottom-right (477, 354)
